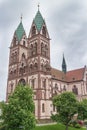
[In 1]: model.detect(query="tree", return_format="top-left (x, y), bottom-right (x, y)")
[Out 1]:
top-left (1, 84), bottom-right (36, 130)
top-left (52, 92), bottom-right (78, 130)
top-left (78, 99), bottom-right (87, 121)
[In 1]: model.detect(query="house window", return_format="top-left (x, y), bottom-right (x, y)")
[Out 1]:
top-left (72, 85), bottom-right (78, 95)
top-left (42, 103), bottom-right (45, 113)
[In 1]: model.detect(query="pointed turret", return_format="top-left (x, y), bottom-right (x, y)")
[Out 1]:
top-left (62, 54), bottom-right (67, 73)
top-left (34, 10), bottom-right (44, 32)
top-left (29, 7), bottom-right (49, 39)
top-left (15, 21), bottom-right (25, 41)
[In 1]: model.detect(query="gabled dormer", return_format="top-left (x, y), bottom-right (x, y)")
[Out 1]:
top-left (11, 21), bottom-right (27, 48)
top-left (29, 9), bottom-right (49, 39)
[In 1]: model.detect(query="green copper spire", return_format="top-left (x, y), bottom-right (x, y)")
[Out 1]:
top-left (15, 21), bottom-right (25, 42)
top-left (62, 54), bottom-right (67, 73)
top-left (34, 9), bottom-right (44, 31)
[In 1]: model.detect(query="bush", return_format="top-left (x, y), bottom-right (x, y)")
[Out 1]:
top-left (75, 123), bottom-right (81, 128)
top-left (51, 114), bottom-right (59, 122)
top-left (0, 124), bottom-right (7, 130)
top-left (69, 120), bottom-right (77, 127)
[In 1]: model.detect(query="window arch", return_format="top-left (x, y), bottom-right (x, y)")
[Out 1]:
top-left (55, 83), bottom-right (58, 90)
top-left (30, 64), bottom-right (33, 72)
top-left (42, 79), bottom-right (46, 88)
top-left (22, 53), bottom-right (25, 59)
top-left (42, 103), bottom-right (45, 113)
top-left (34, 63), bottom-right (38, 70)
top-left (18, 79), bottom-right (26, 86)
top-left (63, 85), bottom-right (66, 91)
top-left (72, 85), bottom-right (78, 95)
top-left (13, 37), bottom-right (16, 46)
top-left (32, 26), bottom-right (36, 35)
top-left (31, 79), bottom-right (35, 89)
top-left (42, 26), bottom-right (46, 36)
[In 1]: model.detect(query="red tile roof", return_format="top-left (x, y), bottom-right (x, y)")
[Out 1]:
top-left (66, 68), bottom-right (85, 82)
top-left (51, 68), bottom-right (66, 81)
top-left (51, 67), bottom-right (85, 83)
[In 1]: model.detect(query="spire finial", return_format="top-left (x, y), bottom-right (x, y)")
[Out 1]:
top-left (20, 14), bottom-right (23, 22)
top-left (38, 2), bottom-right (40, 10)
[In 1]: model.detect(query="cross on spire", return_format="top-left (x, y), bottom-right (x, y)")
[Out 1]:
top-left (38, 2), bottom-right (40, 10)
top-left (20, 14), bottom-right (23, 22)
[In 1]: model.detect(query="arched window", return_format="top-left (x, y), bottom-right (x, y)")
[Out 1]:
top-left (41, 64), bottom-right (44, 70)
top-left (22, 53), bottom-right (25, 59)
top-left (45, 45), bottom-right (48, 57)
top-left (18, 79), bottom-right (26, 86)
top-left (42, 26), bottom-right (46, 36)
top-left (55, 83), bottom-right (58, 90)
top-left (10, 83), bottom-right (13, 93)
top-left (41, 42), bottom-right (44, 55)
top-left (63, 85), bottom-right (66, 91)
top-left (34, 42), bottom-right (37, 54)
top-left (72, 85), bottom-right (78, 95)
top-left (34, 63), bottom-right (38, 70)
top-left (42, 79), bottom-right (46, 88)
top-left (32, 26), bottom-right (36, 35)
top-left (13, 37), bottom-right (16, 46)
top-left (30, 64), bottom-right (33, 71)
top-left (23, 41), bottom-right (25, 46)
top-left (31, 79), bottom-right (35, 89)
top-left (30, 44), bottom-right (33, 57)
top-left (42, 103), bottom-right (45, 113)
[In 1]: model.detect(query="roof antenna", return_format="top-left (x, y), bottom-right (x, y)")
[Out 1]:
top-left (38, 2), bottom-right (40, 10)
top-left (20, 13), bottom-right (23, 22)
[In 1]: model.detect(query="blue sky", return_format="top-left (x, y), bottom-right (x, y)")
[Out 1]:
top-left (0, 0), bottom-right (87, 101)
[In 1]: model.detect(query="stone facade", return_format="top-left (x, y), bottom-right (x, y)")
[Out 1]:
top-left (6, 9), bottom-right (87, 120)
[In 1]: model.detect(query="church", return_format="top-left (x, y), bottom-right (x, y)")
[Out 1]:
top-left (6, 7), bottom-right (87, 121)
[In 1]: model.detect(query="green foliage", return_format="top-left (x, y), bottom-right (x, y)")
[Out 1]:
top-left (1, 84), bottom-right (36, 130)
top-left (75, 123), bottom-right (81, 128)
top-left (78, 99), bottom-right (87, 120)
top-left (52, 92), bottom-right (78, 130)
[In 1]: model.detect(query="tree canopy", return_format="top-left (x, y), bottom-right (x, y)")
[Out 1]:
top-left (78, 99), bottom-right (87, 121)
top-left (52, 92), bottom-right (78, 130)
top-left (1, 84), bottom-right (36, 130)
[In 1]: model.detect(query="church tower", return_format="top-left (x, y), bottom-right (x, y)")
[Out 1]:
top-left (6, 19), bottom-right (28, 100)
top-left (28, 7), bottom-right (52, 120)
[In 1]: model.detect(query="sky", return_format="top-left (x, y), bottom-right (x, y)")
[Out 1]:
top-left (0, 0), bottom-right (87, 101)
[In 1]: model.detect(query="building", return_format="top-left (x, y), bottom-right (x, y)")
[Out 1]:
top-left (6, 7), bottom-right (87, 121)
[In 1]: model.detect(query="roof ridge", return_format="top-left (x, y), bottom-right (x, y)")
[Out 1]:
top-left (67, 67), bottom-right (84, 73)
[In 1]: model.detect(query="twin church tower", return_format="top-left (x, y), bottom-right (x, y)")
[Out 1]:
top-left (6, 7), bottom-right (87, 121)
